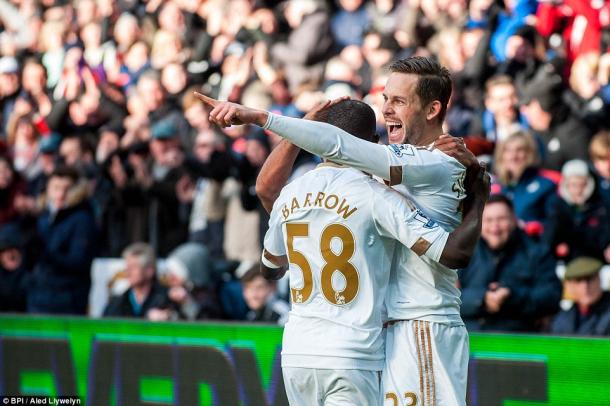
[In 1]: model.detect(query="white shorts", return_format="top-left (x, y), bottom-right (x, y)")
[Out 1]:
top-left (283, 367), bottom-right (382, 406)
top-left (383, 320), bottom-right (469, 406)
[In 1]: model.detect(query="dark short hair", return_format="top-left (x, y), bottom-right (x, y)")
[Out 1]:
top-left (326, 100), bottom-right (377, 143)
top-left (242, 264), bottom-right (271, 285)
top-left (486, 193), bottom-right (514, 211)
top-left (49, 165), bottom-right (79, 183)
top-left (388, 56), bottom-right (452, 122)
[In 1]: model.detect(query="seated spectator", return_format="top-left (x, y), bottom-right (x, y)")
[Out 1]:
top-left (459, 194), bottom-right (561, 332)
top-left (551, 257), bottom-right (610, 336)
top-left (0, 225), bottom-right (28, 312)
top-left (164, 242), bottom-right (223, 320)
top-left (28, 166), bottom-right (98, 314)
top-left (241, 265), bottom-right (289, 325)
top-left (590, 131), bottom-right (610, 205)
top-left (103, 242), bottom-right (172, 319)
top-left (493, 131), bottom-right (558, 236)
top-left (547, 160), bottom-right (610, 263)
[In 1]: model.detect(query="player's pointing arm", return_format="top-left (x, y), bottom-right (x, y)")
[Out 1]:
top-left (194, 92), bottom-right (395, 181)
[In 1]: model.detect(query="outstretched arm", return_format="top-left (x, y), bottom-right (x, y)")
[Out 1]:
top-left (194, 92), bottom-right (395, 180)
top-left (256, 99), bottom-right (349, 213)
top-left (440, 165), bottom-right (490, 268)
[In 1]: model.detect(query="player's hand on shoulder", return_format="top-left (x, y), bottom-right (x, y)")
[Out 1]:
top-left (470, 162), bottom-right (491, 202)
top-left (434, 134), bottom-right (479, 169)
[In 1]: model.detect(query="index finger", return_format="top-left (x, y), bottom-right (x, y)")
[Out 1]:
top-left (193, 91), bottom-right (219, 108)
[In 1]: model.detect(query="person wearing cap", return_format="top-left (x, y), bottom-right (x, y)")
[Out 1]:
top-left (520, 71), bottom-right (593, 171)
top-left (459, 194), bottom-right (561, 332)
top-left (547, 160), bottom-right (610, 263)
top-left (551, 257), bottom-right (610, 336)
top-left (131, 119), bottom-right (188, 257)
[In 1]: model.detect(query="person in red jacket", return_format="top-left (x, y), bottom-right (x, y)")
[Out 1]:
top-left (536, 0), bottom-right (610, 66)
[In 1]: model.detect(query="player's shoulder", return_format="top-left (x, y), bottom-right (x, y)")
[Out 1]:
top-left (387, 143), bottom-right (464, 168)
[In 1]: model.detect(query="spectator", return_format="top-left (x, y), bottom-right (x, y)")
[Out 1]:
top-left (28, 166), bottom-right (98, 315)
top-left (179, 128), bottom-right (231, 257)
top-left (135, 70), bottom-right (190, 149)
top-left (459, 194), bottom-right (561, 332)
top-left (589, 131), bottom-right (610, 205)
top-left (520, 71), bottom-right (593, 171)
top-left (492, 131), bottom-right (558, 236)
top-left (473, 75), bottom-right (526, 143)
top-left (330, 0), bottom-right (370, 49)
top-left (7, 113), bottom-right (41, 181)
top-left (140, 121), bottom-right (188, 256)
top-left (0, 56), bottom-right (21, 136)
top-left (241, 264), bottom-right (289, 325)
top-left (547, 160), bottom-right (610, 263)
top-left (271, 0), bottom-right (334, 92)
top-left (564, 53), bottom-right (609, 133)
top-left (103, 242), bottom-right (172, 319)
top-left (164, 242), bottom-right (223, 320)
top-left (0, 224), bottom-right (28, 312)
top-left (0, 155), bottom-right (26, 226)
top-left (536, 0), bottom-right (610, 65)
top-left (551, 257), bottom-right (610, 336)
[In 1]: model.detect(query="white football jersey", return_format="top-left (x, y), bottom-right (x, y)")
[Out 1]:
top-left (264, 113), bottom-right (466, 231)
top-left (264, 164), bottom-right (448, 371)
top-left (263, 114), bottom-right (466, 322)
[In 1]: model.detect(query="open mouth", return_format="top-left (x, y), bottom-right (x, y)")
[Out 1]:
top-left (386, 121), bottom-right (404, 142)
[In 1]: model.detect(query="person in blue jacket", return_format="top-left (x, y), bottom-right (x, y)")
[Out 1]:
top-left (27, 166), bottom-right (98, 314)
top-left (492, 130), bottom-right (558, 237)
top-left (458, 194), bottom-right (561, 332)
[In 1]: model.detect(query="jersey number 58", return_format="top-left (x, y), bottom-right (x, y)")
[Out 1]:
top-left (286, 223), bottom-right (359, 306)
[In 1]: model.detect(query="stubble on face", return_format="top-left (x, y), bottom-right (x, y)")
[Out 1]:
top-left (382, 73), bottom-right (428, 145)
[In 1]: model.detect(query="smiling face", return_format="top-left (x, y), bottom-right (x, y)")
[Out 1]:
top-left (382, 72), bottom-right (428, 145)
top-left (481, 201), bottom-right (516, 250)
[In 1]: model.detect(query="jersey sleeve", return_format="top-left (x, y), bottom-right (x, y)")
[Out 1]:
top-left (263, 113), bottom-right (461, 190)
top-left (264, 113), bottom-right (393, 180)
top-left (263, 197), bottom-right (287, 257)
top-left (371, 185), bottom-right (448, 261)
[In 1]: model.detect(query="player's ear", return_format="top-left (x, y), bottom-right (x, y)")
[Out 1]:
top-left (426, 100), bottom-right (442, 122)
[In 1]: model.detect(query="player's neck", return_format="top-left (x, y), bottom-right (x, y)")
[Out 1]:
top-left (414, 125), bottom-right (444, 147)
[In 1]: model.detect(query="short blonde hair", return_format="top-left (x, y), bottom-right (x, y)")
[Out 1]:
top-left (494, 131), bottom-right (539, 184)
top-left (569, 53), bottom-right (600, 96)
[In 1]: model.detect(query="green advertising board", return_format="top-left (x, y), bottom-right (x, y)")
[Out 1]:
top-left (0, 315), bottom-right (609, 405)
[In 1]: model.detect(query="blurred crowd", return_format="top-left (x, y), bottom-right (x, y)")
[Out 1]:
top-left (0, 0), bottom-right (609, 334)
